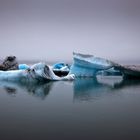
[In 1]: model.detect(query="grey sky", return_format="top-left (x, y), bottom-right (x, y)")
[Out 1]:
top-left (0, 0), bottom-right (140, 63)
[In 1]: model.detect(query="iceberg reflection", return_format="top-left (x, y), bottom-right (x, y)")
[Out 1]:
top-left (73, 76), bottom-right (140, 102)
top-left (113, 78), bottom-right (140, 89)
top-left (1, 77), bottom-right (140, 101)
top-left (0, 81), bottom-right (54, 99)
top-left (73, 76), bottom-right (136, 101)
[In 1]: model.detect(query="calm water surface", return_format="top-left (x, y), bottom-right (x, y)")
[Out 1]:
top-left (0, 75), bottom-right (140, 140)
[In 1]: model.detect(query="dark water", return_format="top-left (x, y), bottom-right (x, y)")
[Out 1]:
top-left (0, 76), bottom-right (140, 140)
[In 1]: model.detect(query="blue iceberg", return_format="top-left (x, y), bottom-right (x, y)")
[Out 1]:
top-left (53, 62), bottom-right (69, 70)
top-left (97, 67), bottom-right (122, 76)
top-left (18, 64), bottom-right (30, 70)
top-left (69, 52), bottom-right (114, 77)
top-left (52, 62), bottom-right (70, 77)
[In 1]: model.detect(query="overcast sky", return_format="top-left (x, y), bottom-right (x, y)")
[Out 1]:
top-left (0, 0), bottom-right (140, 63)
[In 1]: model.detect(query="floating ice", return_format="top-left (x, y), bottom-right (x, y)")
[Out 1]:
top-left (0, 63), bottom-right (75, 82)
top-left (69, 52), bottom-right (113, 77)
top-left (53, 62), bottom-right (70, 72)
top-left (18, 64), bottom-right (30, 70)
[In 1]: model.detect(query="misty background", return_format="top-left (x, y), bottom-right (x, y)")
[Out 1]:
top-left (0, 0), bottom-right (140, 63)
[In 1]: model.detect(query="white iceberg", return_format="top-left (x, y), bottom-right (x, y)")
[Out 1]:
top-left (0, 63), bottom-right (75, 82)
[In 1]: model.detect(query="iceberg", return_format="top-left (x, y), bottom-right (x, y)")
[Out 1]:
top-left (18, 64), bottom-right (30, 70)
top-left (113, 64), bottom-right (140, 79)
top-left (69, 52), bottom-right (140, 79)
top-left (2, 53), bottom-right (139, 80)
top-left (97, 67), bottom-right (122, 76)
top-left (0, 55), bottom-right (18, 70)
top-left (69, 52), bottom-right (114, 77)
top-left (0, 63), bottom-right (75, 82)
top-left (53, 62), bottom-right (69, 71)
top-left (52, 62), bottom-right (70, 76)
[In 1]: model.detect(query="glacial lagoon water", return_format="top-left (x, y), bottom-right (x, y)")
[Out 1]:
top-left (0, 75), bottom-right (140, 140)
